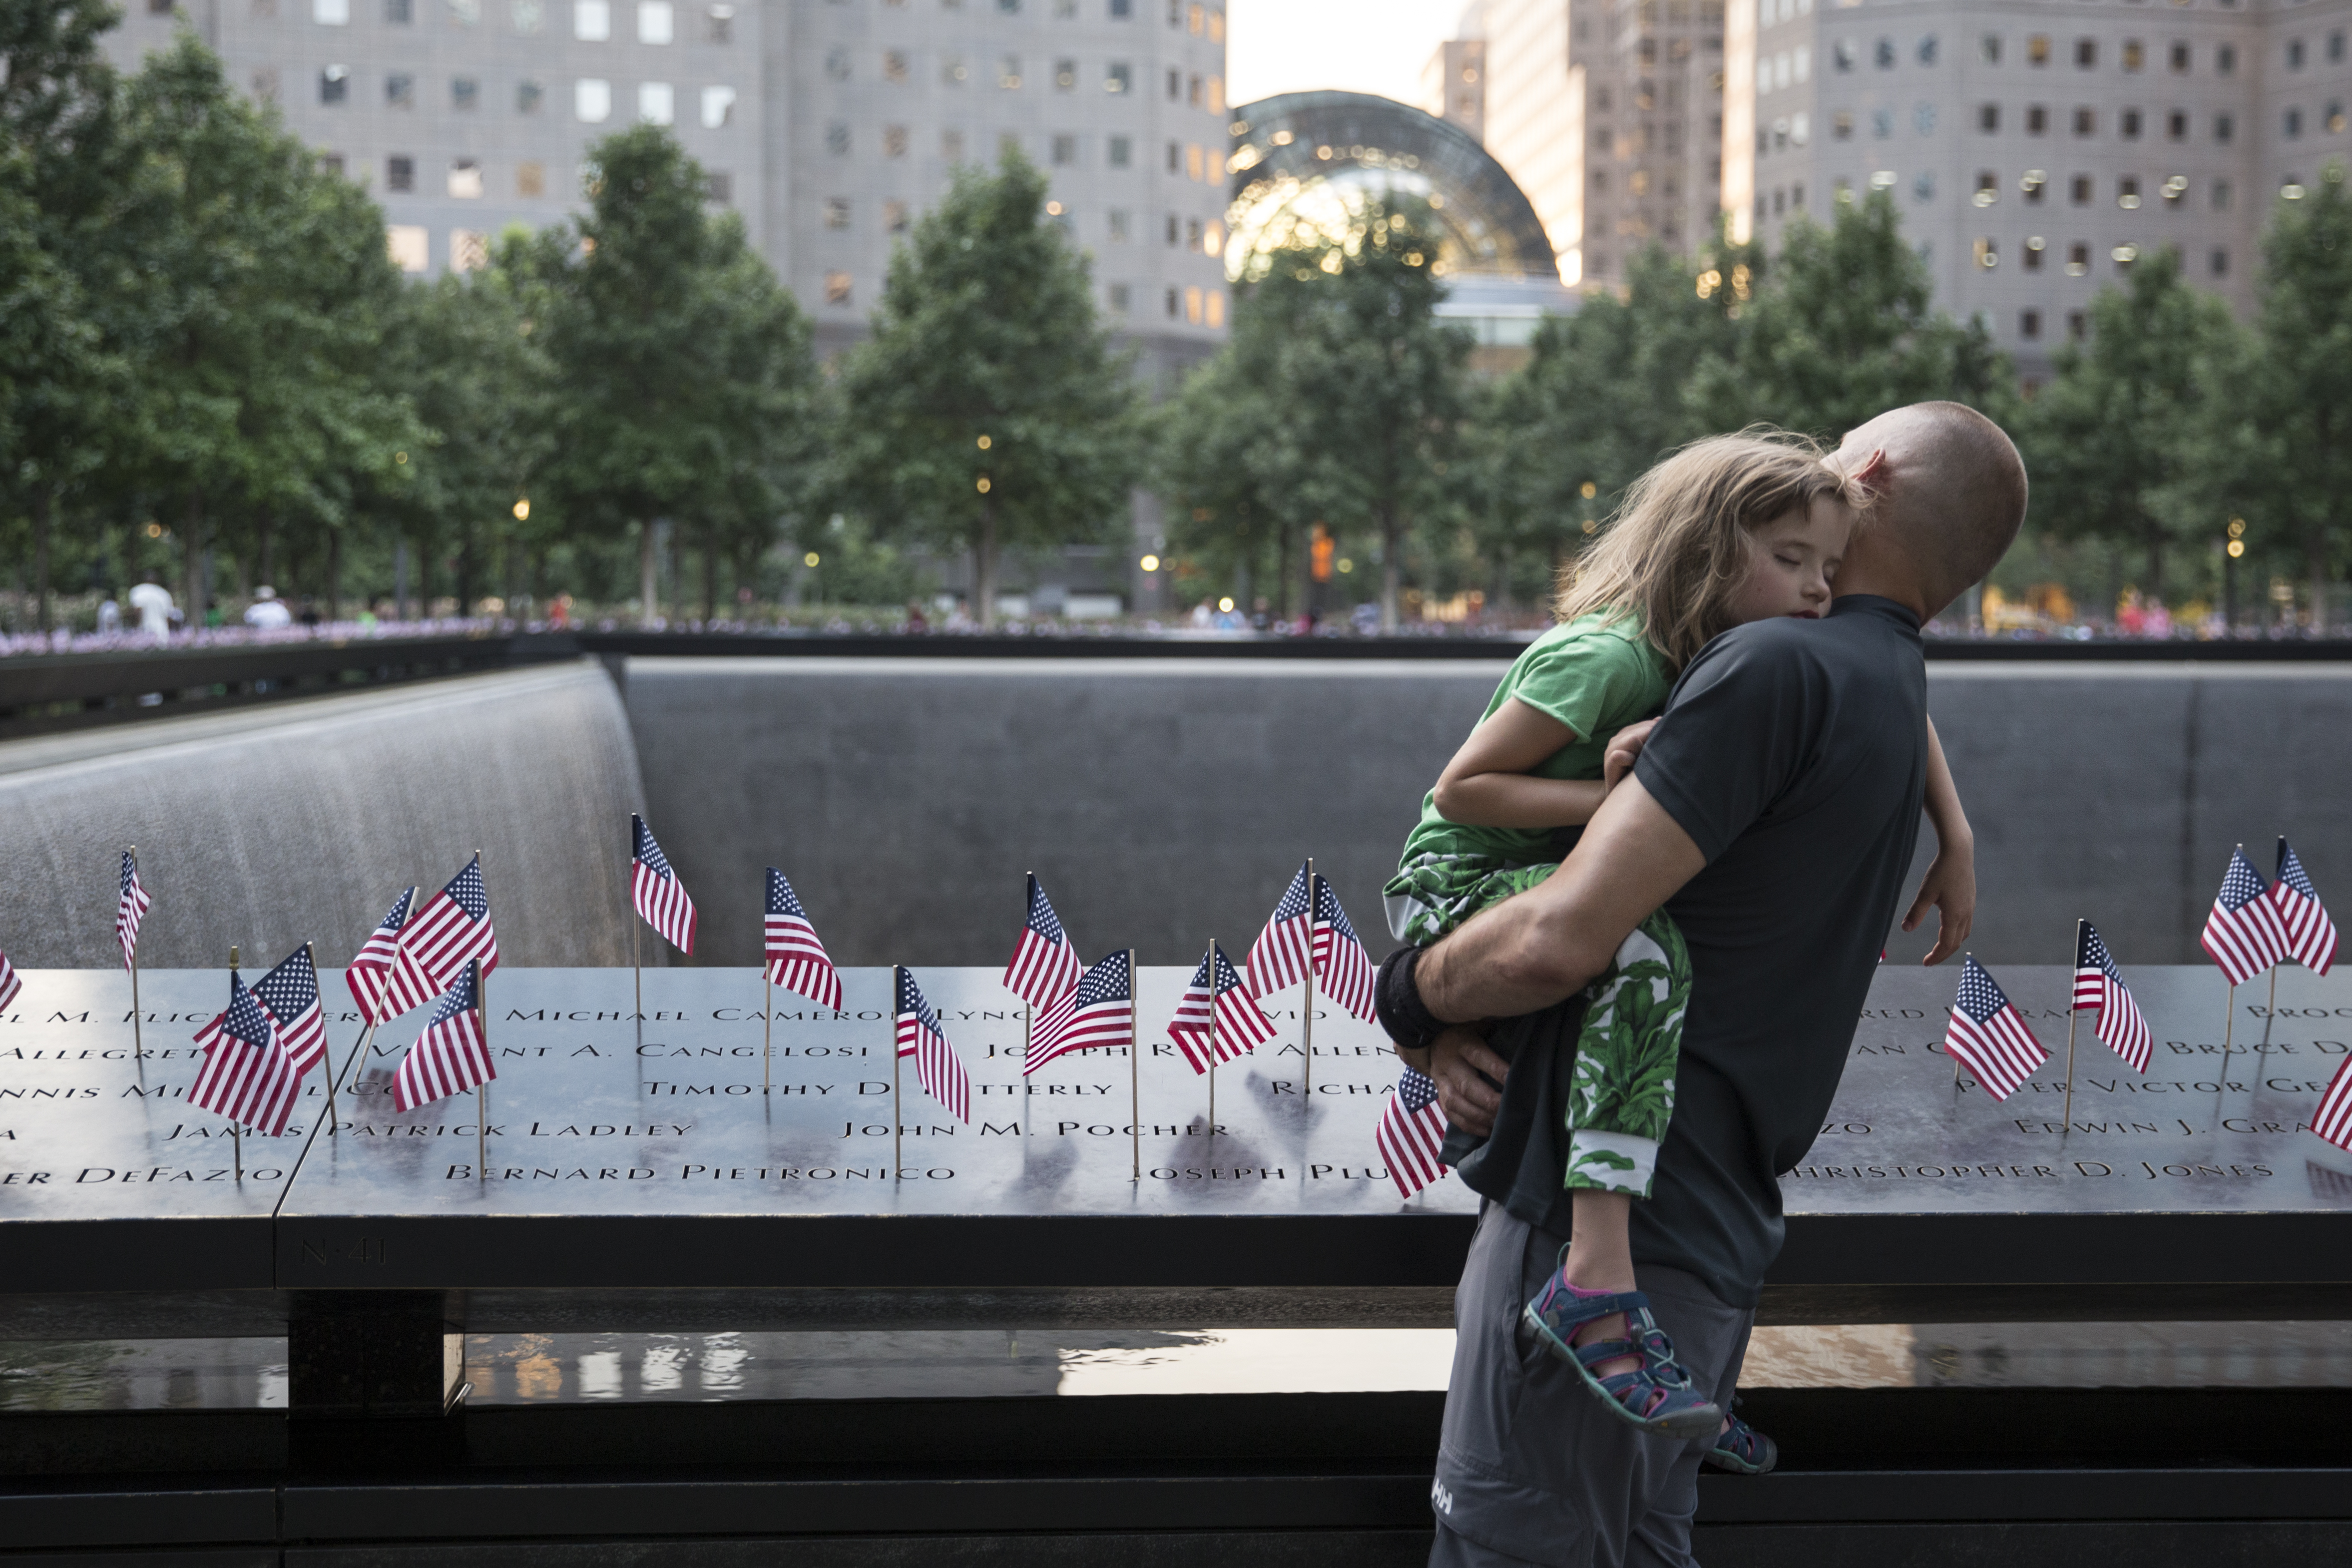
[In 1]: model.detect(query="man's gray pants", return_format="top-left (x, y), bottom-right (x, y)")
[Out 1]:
top-left (1427, 1204), bottom-right (1754, 1567)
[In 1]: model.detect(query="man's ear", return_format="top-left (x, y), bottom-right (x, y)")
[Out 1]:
top-left (1843, 446), bottom-right (1890, 496)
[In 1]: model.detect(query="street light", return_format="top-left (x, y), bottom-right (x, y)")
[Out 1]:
top-left (2224, 518), bottom-right (2246, 630)
top-left (512, 498), bottom-right (530, 521)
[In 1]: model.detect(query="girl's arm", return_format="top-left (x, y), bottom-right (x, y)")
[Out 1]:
top-left (1901, 716), bottom-right (1976, 964)
top-left (1429, 699), bottom-right (1608, 829)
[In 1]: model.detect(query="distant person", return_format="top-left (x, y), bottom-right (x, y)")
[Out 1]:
top-left (906, 599), bottom-right (930, 634)
top-left (244, 586), bottom-right (293, 629)
top-left (297, 599), bottom-right (321, 628)
top-left (96, 596), bottom-right (121, 634)
top-left (548, 593), bottom-right (572, 630)
top-left (1383, 432), bottom-right (1978, 1471)
top-left (1189, 599), bottom-right (1215, 629)
top-left (127, 574), bottom-right (174, 645)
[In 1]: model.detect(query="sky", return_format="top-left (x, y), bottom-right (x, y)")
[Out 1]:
top-left (1225, 0), bottom-right (1470, 112)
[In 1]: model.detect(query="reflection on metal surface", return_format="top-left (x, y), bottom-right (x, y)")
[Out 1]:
top-left (0, 1338), bottom-right (287, 1410)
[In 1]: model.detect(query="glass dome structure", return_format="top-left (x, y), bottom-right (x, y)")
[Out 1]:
top-left (1224, 91), bottom-right (1556, 284)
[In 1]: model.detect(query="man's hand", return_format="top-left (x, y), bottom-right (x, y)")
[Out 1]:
top-left (1429, 1025), bottom-right (1511, 1138)
top-left (1900, 840), bottom-right (1976, 965)
top-left (1601, 718), bottom-right (1658, 795)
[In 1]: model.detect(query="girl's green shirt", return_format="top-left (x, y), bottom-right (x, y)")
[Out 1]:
top-left (1396, 611), bottom-right (1675, 868)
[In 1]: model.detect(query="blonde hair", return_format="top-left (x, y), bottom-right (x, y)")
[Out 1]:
top-left (1553, 429), bottom-right (1862, 670)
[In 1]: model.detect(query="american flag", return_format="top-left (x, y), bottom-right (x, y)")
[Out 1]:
top-left (764, 868), bottom-right (842, 1010)
top-left (1311, 876), bottom-right (1378, 1022)
top-left (188, 972), bottom-right (301, 1135)
top-left (392, 961), bottom-right (493, 1114)
top-left (1001, 874), bottom-right (1081, 1011)
top-left (1375, 1065), bottom-right (1449, 1199)
top-left (252, 944), bottom-right (329, 1078)
top-left (2271, 838), bottom-right (2338, 977)
top-left (1942, 956), bottom-right (2048, 1101)
top-left (1027, 949), bottom-right (1133, 1075)
top-left (2071, 922), bottom-right (2150, 1073)
top-left (392, 855), bottom-right (499, 1001)
top-left (895, 967), bottom-right (970, 1122)
top-left (1167, 941), bottom-right (1276, 1074)
top-left (115, 851), bottom-right (150, 973)
top-left (348, 888), bottom-right (422, 1025)
top-left (0, 947), bottom-right (19, 1013)
top-left (630, 815), bottom-right (698, 954)
top-left (2201, 846), bottom-right (2290, 987)
top-left (2316, 1056), bottom-right (2352, 1154)
top-left (1245, 862), bottom-right (1313, 999)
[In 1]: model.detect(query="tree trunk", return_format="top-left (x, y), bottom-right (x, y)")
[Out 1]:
top-left (2312, 536), bottom-right (2331, 635)
top-left (394, 536), bottom-right (411, 619)
top-left (975, 501), bottom-right (998, 629)
top-left (255, 510), bottom-right (274, 592)
top-left (639, 520), bottom-right (660, 628)
top-left (30, 488), bottom-right (52, 633)
top-left (701, 530), bottom-right (718, 623)
top-left (182, 492), bottom-right (205, 629)
top-left (1380, 505), bottom-right (1402, 633)
top-left (2143, 530), bottom-right (2164, 608)
top-left (1275, 525), bottom-right (1293, 621)
top-left (327, 527), bottom-right (342, 621)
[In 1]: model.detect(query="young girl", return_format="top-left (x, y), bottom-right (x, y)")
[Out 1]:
top-left (1384, 431), bottom-right (1975, 1464)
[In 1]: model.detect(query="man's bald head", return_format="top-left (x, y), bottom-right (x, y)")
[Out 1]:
top-left (1836, 402), bottom-right (2027, 616)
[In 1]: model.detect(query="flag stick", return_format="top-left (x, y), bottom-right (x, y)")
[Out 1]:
top-left (128, 847), bottom-right (143, 1059)
top-left (2063, 920), bottom-right (2083, 1128)
top-left (308, 941), bottom-right (336, 1135)
top-left (474, 955), bottom-right (487, 1177)
top-left (1303, 861), bottom-right (1317, 1096)
top-left (2223, 983), bottom-right (2236, 1055)
top-left (1129, 948), bottom-right (1140, 1181)
top-left (762, 966), bottom-right (772, 1095)
top-left (891, 967), bottom-right (903, 1177)
top-left (228, 944), bottom-right (243, 1182)
top-left (1206, 938), bottom-right (1218, 1137)
top-left (2264, 966), bottom-right (2279, 1048)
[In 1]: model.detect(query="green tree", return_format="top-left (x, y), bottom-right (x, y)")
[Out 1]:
top-left (1694, 192), bottom-right (2010, 440)
top-left (834, 149), bottom-right (1139, 628)
top-left (2016, 245), bottom-right (2242, 604)
top-left (2237, 168), bottom-right (2352, 631)
top-left (521, 123), bottom-right (820, 625)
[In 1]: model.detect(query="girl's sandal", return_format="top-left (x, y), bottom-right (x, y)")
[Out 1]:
top-left (1703, 1399), bottom-right (1779, 1475)
top-left (1522, 1261), bottom-right (1725, 1441)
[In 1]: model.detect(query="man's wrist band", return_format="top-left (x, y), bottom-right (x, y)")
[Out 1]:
top-left (1375, 945), bottom-right (1448, 1053)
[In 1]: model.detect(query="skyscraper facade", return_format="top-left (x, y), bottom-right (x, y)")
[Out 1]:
top-left (100, 0), bottom-right (1231, 373)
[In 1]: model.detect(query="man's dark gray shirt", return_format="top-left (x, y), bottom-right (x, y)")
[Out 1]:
top-left (1445, 594), bottom-right (1928, 1308)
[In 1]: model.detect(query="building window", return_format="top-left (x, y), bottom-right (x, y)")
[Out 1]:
top-left (2119, 107), bottom-right (2140, 139)
top-left (1912, 171), bottom-right (1935, 202)
top-left (1872, 107), bottom-right (1891, 137)
top-left (2331, 101), bottom-right (2348, 135)
top-left (1981, 33), bottom-right (2000, 65)
top-left (1915, 102), bottom-right (1936, 134)
top-left (2287, 107), bottom-right (2307, 139)
top-left (1185, 285), bottom-right (1203, 324)
top-left (824, 196), bottom-right (850, 229)
top-left (1164, 213), bottom-right (1178, 245)
top-left (943, 54), bottom-right (967, 85)
top-left (2026, 104), bottom-right (2047, 135)
top-left (999, 55), bottom-right (1022, 89)
top-left (449, 158), bottom-right (483, 198)
top-left (697, 84), bottom-right (735, 127)
top-left (703, 171), bottom-right (730, 204)
top-left (2211, 247), bottom-right (2228, 276)
top-left (1107, 208), bottom-right (1129, 240)
top-left (386, 73), bottom-right (414, 108)
top-left (1833, 110), bottom-right (1853, 139)
top-left (883, 123), bottom-right (908, 156)
top-left (2070, 173), bottom-right (2091, 204)
top-left (2072, 106), bottom-right (2093, 136)
top-left (1052, 132), bottom-right (1077, 165)
top-left (1973, 237), bottom-right (1997, 269)
top-left (1106, 61), bottom-right (1131, 93)
top-left (2218, 43), bottom-right (2236, 75)
top-left (639, 81), bottom-right (673, 123)
top-left (1186, 142), bottom-right (1204, 179)
top-left (2067, 311), bottom-right (2087, 342)
top-left (703, 1), bottom-right (731, 40)
top-left (639, 0), bottom-right (670, 40)
top-left (1165, 66), bottom-right (1180, 98)
top-left (2122, 38), bottom-right (2143, 72)
top-left (252, 66), bottom-right (280, 101)
top-left (2023, 235), bottom-right (2044, 269)
top-left (826, 121), bottom-right (849, 154)
top-left (2162, 173), bottom-right (2187, 205)
top-left (315, 0), bottom-right (349, 19)
top-left (574, 0), bottom-right (607, 36)
top-left (1055, 58), bottom-right (1076, 90)
top-left (1107, 134), bottom-right (1131, 167)
top-left (825, 46), bottom-right (850, 81)
top-left (2167, 109), bottom-right (2185, 140)
top-left (1185, 216), bottom-right (1202, 248)
top-left (1973, 169), bottom-right (1998, 205)
top-left (511, 0), bottom-right (544, 31)
top-left (2333, 31), bottom-right (2347, 63)
top-left (942, 130), bottom-right (963, 161)
top-left (2170, 40), bottom-right (2189, 73)
top-left (1917, 33), bottom-right (1937, 65)
top-left (517, 78), bottom-right (543, 113)
top-left (1873, 36), bottom-right (1893, 68)
top-left (387, 154), bottom-right (415, 191)
top-left (452, 75), bottom-right (478, 111)
top-left (2289, 37), bottom-right (2307, 70)
top-left (2213, 177), bottom-right (2231, 210)
top-left (1833, 38), bottom-right (1854, 70)
top-left (317, 151), bottom-right (344, 177)
top-left (2021, 168), bottom-right (2046, 202)
top-left (2066, 242), bottom-right (2088, 275)
top-left (824, 271), bottom-right (852, 306)
top-left (1978, 103), bottom-right (1998, 132)
top-left (379, 0), bottom-right (405, 20)
top-left (2027, 33), bottom-right (2049, 66)
top-left (1165, 139), bottom-right (1180, 171)
top-left (1110, 0), bottom-right (1130, 14)
top-left (575, 77), bottom-right (611, 121)
top-left (884, 50), bottom-right (909, 83)
top-left (2118, 175), bottom-right (2140, 208)
top-left (1108, 282), bottom-right (1130, 312)
top-left (2020, 309), bottom-right (2041, 339)
top-left (884, 200), bottom-right (909, 232)
top-left (517, 160), bottom-right (544, 196)
top-left (2074, 38), bottom-right (2095, 68)
top-left (388, 225), bottom-right (428, 271)
top-left (2215, 112), bottom-right (2234, 144)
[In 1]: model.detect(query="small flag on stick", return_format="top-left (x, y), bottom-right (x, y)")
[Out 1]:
top-left (2201, 847), bottom-right (2290, 986)
top-left (0, 946), bottom-right (20, 1013)
top-left (894, 967), bottom-right (970, 1122)
top-left (630, 815), bottom-right (698, 954)
top-left (252, 943), bottom-right (329, 1079)
top-left (2315, 1056), bottom-right (2352, 1153)
top-left (348, 889), bottom-right (423, 1024)
top-left (764, 869), bottom-right (842, 1009)
top-left (2072, 922), bottom-right (2150, 1073)
top-left (1376, 1065), bottom-right (1450, 1200)
top-left (1311, 875), bottom-right (1377, 1022)
top-left (391, 961), bottom-right (493, 1113)
top-left (393, 855), bottom-right (499, 999)
top-left (115, 851), bottom-right (151, 972)
top-left (1001, 873), bottom-right (1081, 1011)
top-left (1942, 957), bottom-right (2048, 1101)
top-left (1167, 942), bottom-right (1274, 1072)
top-left (2270, 838), bottom-right (2338, 976)
top-left (189, 970), bottom-right (301, 1136)
top-left (1027, 950), bottom-right (1134, 1075)
top-left (1245, 862), bottom-right (1313, 1000)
